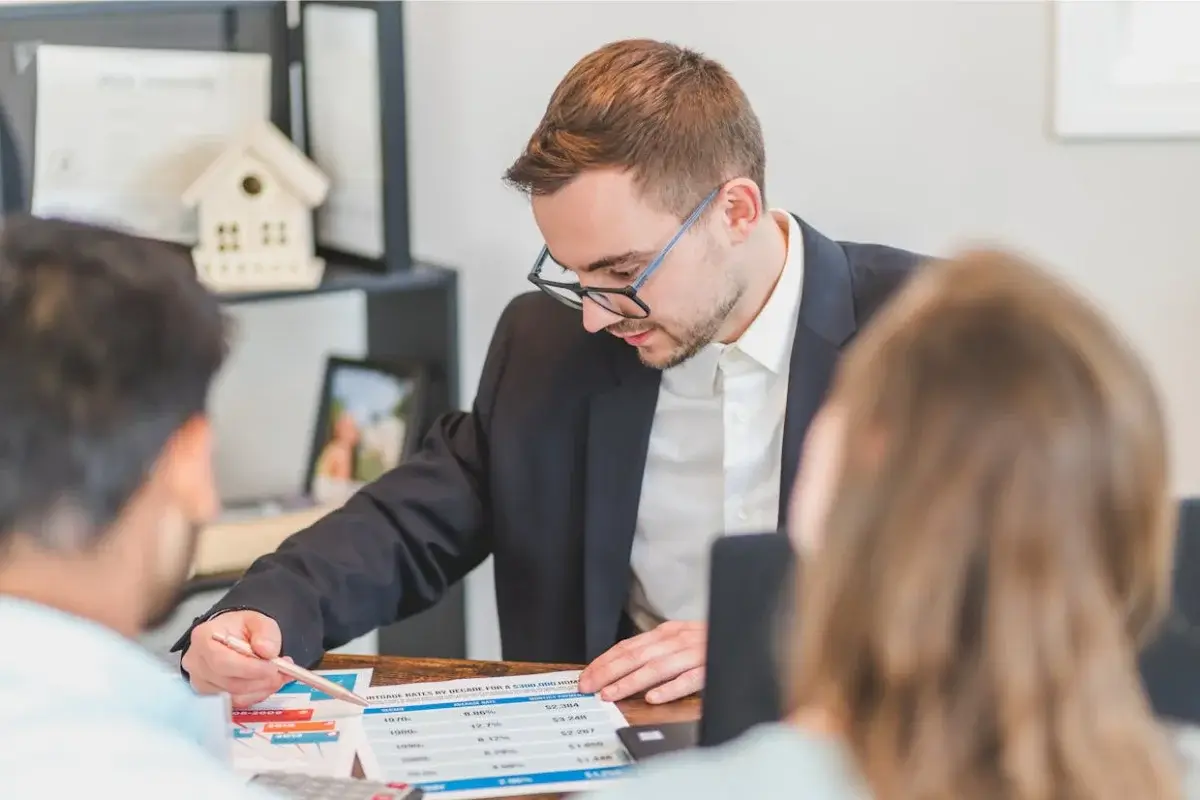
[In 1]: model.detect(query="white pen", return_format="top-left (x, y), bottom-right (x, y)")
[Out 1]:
top-left (211, 631), bottom-right (370, 707)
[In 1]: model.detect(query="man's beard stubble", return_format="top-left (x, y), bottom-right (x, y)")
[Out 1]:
top-left (621, 283), bottom-right (743, 371)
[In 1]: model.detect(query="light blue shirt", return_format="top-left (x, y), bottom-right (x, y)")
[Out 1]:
top-left (582, 720), bottom-right (1200, 800)
top-left (0, 596), bottom-right (278, 799)
top-left (581, 723), bottom-right (868, 800)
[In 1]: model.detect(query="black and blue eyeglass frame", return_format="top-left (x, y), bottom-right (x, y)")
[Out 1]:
top-left (527, 187), bottom-right (721, 320)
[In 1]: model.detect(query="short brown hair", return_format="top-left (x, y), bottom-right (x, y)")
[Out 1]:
top-left (791, 251), bottom-right (1180, 799)
top-left (503, 39), bottom-right (765, 216)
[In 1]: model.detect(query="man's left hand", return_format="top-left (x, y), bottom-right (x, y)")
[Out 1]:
top-left (578, 620), bottom-right (706, 704)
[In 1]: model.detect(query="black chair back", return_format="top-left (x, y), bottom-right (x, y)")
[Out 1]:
top-left (699, 531), bottom-right (793, 747)
top-left (1140, 497), bottom-right (1200, 724)
top-left (700, 499), bottom-right (1200, 741)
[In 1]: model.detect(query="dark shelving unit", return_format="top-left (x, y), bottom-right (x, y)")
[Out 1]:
top-left (220, 261), bottom-right (452, 305)
top-left (205, 258), bottom-right (466, 661)
top-left (0, 1), bottom-right (467, 661)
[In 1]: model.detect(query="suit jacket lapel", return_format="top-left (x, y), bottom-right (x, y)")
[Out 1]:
top-left (778, 325), bottom-right (840, 520)
top-left (778, 217), bottom-right (859, 523)
top-left (583, 347), bottom-right (661, 660)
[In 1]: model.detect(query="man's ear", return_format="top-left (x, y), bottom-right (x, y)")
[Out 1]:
top-left (719, 178), bottom-right (764, 245)
top-left (159, 414), bottom-right (219, 524)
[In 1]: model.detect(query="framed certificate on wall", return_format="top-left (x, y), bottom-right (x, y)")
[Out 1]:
top-left (1054, 0), bottom-right (1200, 139)
top-left (293, 0), bottom-right (411, 273)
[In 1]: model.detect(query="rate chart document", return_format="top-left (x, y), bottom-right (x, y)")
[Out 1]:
top-left (229, 668), bottom-right (372, 779)
top-left (359, 670), bottom-right (632, 799)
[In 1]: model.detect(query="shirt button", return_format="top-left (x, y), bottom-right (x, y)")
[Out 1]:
top-left (737, 509), bottom-right (748, 522)
top-left (731, 407), bottom-right (746, 423)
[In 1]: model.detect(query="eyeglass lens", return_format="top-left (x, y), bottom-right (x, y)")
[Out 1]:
top-left (537, 255), bottom-right (646, 318)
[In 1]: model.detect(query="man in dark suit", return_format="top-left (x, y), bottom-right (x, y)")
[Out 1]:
top-left (176, 38), bottom-right (922, 708)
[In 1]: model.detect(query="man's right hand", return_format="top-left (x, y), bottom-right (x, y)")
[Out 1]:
top-left (182, 610), bottom-right (291, 708)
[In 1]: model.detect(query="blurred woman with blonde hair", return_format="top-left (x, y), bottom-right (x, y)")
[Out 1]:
top-left (587, 249), bottom-right (1190, 800)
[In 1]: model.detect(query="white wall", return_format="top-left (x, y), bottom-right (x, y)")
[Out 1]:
top-left (221, 1), bottom-right (1200, 661)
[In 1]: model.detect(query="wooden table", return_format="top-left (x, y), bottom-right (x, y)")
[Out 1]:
top-left (319, 654), bottom-right (701, 799)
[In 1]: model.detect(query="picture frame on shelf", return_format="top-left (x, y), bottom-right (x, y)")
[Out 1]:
top-left (293, 0), bottom-right (411, 273)
top-left (305, 355), bottom-right (428, 506)
top-left (1053, 0), bottom-right (1200, 140)
top-left (0, 100), bottom-right (22, 219)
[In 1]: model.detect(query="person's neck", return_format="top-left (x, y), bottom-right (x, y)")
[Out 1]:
top-left (788, 704), bottom-right (844, 740)
top-left (0, 548), bottom-right (141, 638)
top-left (717, 209), bottom-right (790, 344)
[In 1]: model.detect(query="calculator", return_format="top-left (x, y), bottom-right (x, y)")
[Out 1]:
top-left (249, 771), bottom-right (423, 800)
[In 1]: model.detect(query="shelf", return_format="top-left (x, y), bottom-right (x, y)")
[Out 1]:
top-left (217, 260), bottom-right (455, 304)
top-left (179, 570), bottom-right (244, 601)
top-left (0, 1), bottom-right (268, 20)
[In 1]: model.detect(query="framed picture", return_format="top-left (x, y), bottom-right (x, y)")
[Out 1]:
top-left (0, 102), bottom-right (19, 218)
top-left (293, 0), bottom-right (411, 272)
top-left (1053, 1), bottom-right (1200, 139)
top-left (305, 355), bottom-right (427, 504)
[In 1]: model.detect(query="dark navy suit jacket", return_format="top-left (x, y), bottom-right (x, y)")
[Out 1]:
top-left (172, 216), bottom-right (923, 667)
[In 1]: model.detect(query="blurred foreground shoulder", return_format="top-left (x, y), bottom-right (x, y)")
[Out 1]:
top-left (2, 719), bottom-right (280, 800)
top-left (1170, 722), bottom-right (1200, 798)
top-left (579, 723), bottom-right (868, 800)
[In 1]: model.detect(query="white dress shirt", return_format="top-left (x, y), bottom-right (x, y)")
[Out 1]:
top-left (627, 210), bottom-right (804, 631)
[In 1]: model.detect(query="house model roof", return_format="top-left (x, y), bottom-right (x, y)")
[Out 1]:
top-left (182, 120), bottom-right (330, 208)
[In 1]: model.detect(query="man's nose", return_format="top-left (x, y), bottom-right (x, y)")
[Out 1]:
top-left (581, 299), bottom-right (621, 334)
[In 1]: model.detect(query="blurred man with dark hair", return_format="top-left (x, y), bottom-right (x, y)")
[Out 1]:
top-left (0, 215), bottom-right (273, 797)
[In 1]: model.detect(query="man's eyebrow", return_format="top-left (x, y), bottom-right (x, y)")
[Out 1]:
top-left (548, 248), bottom-right (654, 274)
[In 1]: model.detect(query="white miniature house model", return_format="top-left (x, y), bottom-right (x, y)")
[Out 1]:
top-left (183, 121), bottom-right (330, 293)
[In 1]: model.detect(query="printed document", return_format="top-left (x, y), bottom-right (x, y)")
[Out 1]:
top-left (359, 670), bottom-right (632, 799)
top-left (230, 668), bottom-right (371, 778)
top-left (302, 3), bottom-right (385, 258)
top-left (31, 45), bottom-right (270, 243)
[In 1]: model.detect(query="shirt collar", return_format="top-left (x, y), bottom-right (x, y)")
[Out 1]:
top-left (662, 210), bottom-right (804, 396)
top-left (733, 210), bottom-right (804, 375)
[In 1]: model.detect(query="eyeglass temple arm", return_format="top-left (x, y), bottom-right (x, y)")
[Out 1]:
top-left (631, 188), bottom-right (721, 291)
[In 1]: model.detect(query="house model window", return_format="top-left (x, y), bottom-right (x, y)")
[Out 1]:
top-left (183, 121), bottom-right (330, 293)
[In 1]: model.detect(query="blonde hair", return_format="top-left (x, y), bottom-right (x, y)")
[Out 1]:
top-left (790, 250), bottom-right (1180, 800)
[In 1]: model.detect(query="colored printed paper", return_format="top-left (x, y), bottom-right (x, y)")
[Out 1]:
top-left (358, 670), bottom-right (631, 799)
top-left (230, 668), bottom-right (372, 778)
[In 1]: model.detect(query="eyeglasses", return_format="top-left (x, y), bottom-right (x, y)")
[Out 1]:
top-left (527, 187), bottom-right (720, 320)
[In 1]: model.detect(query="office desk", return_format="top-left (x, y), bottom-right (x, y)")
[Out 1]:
top-left (319, 654), bottom-right (701, 799)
